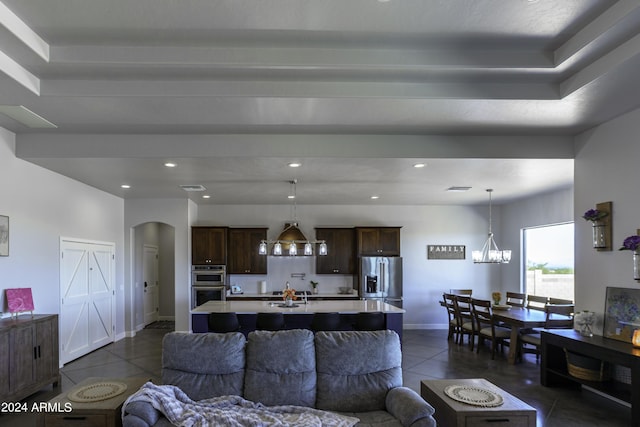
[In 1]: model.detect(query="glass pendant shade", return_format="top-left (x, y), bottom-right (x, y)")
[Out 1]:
top-left (258, 241), bottom-right (267, 255)
top-left (304, 242), bottom-right (313, 255)
top-left (289, 242), bottom-right (297, 256)
top-left (273, 242), bottom-right (282, 255)
top-left (319, 241), bottom-right (328, 256)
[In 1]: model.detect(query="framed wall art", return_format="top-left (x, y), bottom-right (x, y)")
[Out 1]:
top-left (5, 287), bottom-right (34, 315)
top-left (0, 215), bottom-right (7, 256)
top-left (603, 286), bottom-right (640, 343)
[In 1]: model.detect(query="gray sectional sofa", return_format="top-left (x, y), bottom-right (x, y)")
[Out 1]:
top-left (122, 329), bottom-right (436, 426)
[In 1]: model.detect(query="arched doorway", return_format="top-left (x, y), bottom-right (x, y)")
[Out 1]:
top-left (132, 222), bottom-right (175, 330)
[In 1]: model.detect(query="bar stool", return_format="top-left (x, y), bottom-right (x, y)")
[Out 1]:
top-left (207, 312), bottom-right (240, 333)
top-left (256, 312), bottom-right (286, 331)
top-left (310, 312), bottom-right (341, 332)
top-left (354, 312), bottom-right (385, 331)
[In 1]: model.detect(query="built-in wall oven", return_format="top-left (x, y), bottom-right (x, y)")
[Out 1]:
top-left (191, 265), bottom-right (226, 308)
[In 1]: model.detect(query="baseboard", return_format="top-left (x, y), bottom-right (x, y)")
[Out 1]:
top-left (404, 323), bottom-right (448, 330)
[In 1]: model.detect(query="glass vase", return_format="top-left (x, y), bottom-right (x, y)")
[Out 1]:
top-left (592, 221), bottom-right (606, 248)
top-left (285, 297), bottom-right (294, 306)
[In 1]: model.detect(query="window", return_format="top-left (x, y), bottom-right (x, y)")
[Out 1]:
top-left (523, 222), bottom-right (574, 301)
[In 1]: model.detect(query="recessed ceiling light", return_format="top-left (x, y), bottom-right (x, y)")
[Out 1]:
top-left (288, 195), bottom-right (296, 199)
top-left (413, 163), bottom-right (426, 168)
top-left (288, 162), bottom-right (301, 168)
top-left (121, 184), bottom-right (131, 189)
top-left (446, 186), bottom-right (472, 192)
top-left (371, 195), bottom-right (379, 200)
top-left (164, 162), bottom-right (177, 168)
top-left (202, 195), bottom-right (211, 199)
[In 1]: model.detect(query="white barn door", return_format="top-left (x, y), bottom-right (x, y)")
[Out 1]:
top-left (60, 239), bottom-right (115, 364)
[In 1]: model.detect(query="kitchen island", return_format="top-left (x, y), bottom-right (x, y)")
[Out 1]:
top-left (192, 299), bottom-right (405, 339)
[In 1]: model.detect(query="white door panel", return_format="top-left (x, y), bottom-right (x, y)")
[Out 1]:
top-left (60, 239), bottom-right (115, 364)
top-left (143, 245), bottom-right (159, 326)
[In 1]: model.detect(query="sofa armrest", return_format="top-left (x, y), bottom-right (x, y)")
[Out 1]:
top-left (122, 401), bottom-right (161, 427)
top-left (386, 387), bottom-right (436, 427)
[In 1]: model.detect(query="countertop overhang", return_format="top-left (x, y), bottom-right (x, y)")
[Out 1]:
top-left (192, 299), bottom-right (405, 314)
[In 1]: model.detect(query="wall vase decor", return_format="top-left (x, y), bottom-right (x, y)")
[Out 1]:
top-left (619, 232), bottom-right (640, 282)
top-left (581, 202), bottom-right (612, 251)
top-left (592, 221), bottom-right (607, 248)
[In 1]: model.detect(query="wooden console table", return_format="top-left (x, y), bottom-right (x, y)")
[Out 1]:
top-left (541, 329), bottom-right (640, 426)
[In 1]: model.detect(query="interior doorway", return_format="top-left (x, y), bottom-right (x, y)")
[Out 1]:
top-left (132, 222), bottom-right (175, 331)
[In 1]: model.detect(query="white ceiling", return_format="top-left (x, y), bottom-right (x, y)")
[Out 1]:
top-left (2, 0), bottom-right (638, 205)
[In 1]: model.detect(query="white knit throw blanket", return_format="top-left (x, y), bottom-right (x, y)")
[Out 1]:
top-left (123, 382), bottom-right (360, 427)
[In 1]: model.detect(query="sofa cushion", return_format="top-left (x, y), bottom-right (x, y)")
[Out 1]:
top-left (244, 329), bottom-right (317, 407)
top-left (162, 332), bottom-right (245, 401)
top-left (315, 330), bottom-right (402, 412)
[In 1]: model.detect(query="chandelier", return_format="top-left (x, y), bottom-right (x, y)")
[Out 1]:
top-left (258, 180), bottom-right (328, 256)
top-left (472, 189), bottom-right (511, 264)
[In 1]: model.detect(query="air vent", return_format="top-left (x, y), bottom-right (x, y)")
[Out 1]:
top-left (180, 184), bottom-right (207, 192)
top-left (447, 186), bottom-right (472, 192)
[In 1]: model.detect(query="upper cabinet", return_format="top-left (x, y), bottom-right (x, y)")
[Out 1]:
top-left (315, 228), bottom-right (356, 274)
top-left (227, 228), bottom-right (268, 274)
top-left (356, 227), bottom-right (401, 256)
top-left (192, 227), bottom-right (228, 265)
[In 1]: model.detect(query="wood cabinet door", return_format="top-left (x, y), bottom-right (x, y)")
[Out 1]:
top-left (0, 328), bottom-right (9, 397)
top-left (316, 228), bottom-right (355, 274)
top-left (378, 228), bottom-right (401, 256)
top-left (356, 228), bottom-right (381, 255)
top-left (10, 324), bottom-right (35, 393)
top-left (228, 228), bottom-right (267, 274)
top-left (34, 317), bottom-right (56, 383)
top-left (192, 227), bottom-right (227, 264)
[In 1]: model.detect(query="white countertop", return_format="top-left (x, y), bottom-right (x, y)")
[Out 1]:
top-left (192, 299), bottom-right (405, 314)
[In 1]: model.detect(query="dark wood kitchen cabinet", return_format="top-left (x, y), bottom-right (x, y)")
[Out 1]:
top-left (356, 227), bottom-right (401, 256)
top-left (192, 227), bottom-right (227, 265)
top-left (315, 228), bottom-right (356, 274)
top-left (0, 314), bottom-right (60, 403)
top-left (227, 228), bottom-right (268, 274)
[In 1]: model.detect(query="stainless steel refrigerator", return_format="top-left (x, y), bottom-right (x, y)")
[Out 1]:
top-left (359, 257), bottom-right (403, 308)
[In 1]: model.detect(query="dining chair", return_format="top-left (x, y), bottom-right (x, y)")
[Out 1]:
top-left (453, 295), bottom-right (476, 350)
top-left (450, 289), bottom-right (473, 296)
top-left (443, 293), bottom-right (459, 341)
top-left (471, 298), bottom-right (511, 359)
top-left (549, 297), bottom-right (574, 305)
top-left (519, 304), bottom-right (575, 362)
top-left (526, 295), bottom-right (549, 311)
top-left (505, 292), bottom-right (526, 308)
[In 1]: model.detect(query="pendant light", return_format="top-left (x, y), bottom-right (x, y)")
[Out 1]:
top-left (258, 180), bottom-right (328, 256)
top-left (472, 189), bottom-right (511, 264)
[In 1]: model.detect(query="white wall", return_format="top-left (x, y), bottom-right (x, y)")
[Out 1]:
top-left (0, 128), bottom-right (125, 333)
top-left (198, 203), bottom-right (501, 328)
top-left (574, 107), bottom-right (640, 334)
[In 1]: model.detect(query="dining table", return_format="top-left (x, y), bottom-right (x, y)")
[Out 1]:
top-left (492, 306), bottom-right (568, 364)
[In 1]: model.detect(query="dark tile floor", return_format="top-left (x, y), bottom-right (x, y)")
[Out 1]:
top-left (1, 327), bottom-right (632, 426)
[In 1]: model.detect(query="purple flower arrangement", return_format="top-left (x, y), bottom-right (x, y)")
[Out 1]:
top-left (582, 209), bottom-right (608, 222)
top-left (620, 235), bottom-right (640, 252)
